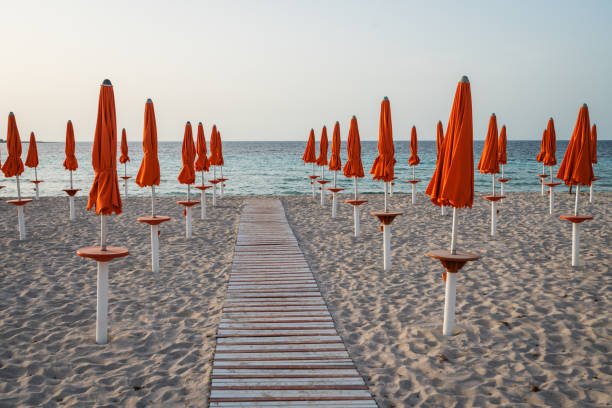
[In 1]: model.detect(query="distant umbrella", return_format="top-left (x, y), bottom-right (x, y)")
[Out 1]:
top-left (591, 124), bottom-right (597, 165)
top-left (543, 119), bottom-right (557, 167)
top-left (408, 126), bottom-right (420, 166)
top-left (478, 114), bottom-right (500, 176)
top-left (343, 116), bottom-right (367, 237)
top-left (135, 99), bottom-right (161, 189)
top-left (63, 121), bottom-right (78, 171)
top-left (316, 126), bottom-right (328, 167)
top-left (536, 130), bottom-right (546, 162)
top-left (119, 128), bottom-right (130, 164)
top-left (302, 129), bottom-right (316, 163)
top-left (178, 122), bottom-right (196, 187)
top-left (25, 132), bottom-right (39, 168)
top-left (498, 125), bottom-right (507, 166)
top-left (436, 121), bottom-right (444, 161)
top-left (370, 97), bottom-right (396, 184)
top-left (2, 113), bottom-right (25, 188)
top-left (195, 122), bottom-right (210, 173)
top-left (328, 122), bottom-right (342, 172)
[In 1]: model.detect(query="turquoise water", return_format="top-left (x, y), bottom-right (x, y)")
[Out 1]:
top-left (0, 140), bottom-right (609, 197)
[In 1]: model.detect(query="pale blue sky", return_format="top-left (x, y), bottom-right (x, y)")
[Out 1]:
top-left (0, 0), bottom-right (610, 142)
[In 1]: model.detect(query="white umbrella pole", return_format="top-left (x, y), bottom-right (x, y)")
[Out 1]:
top-left (69, 196), bottom-right (76, 221)
top-left (186, 207), bottom-right (192, 239)
top-left (16, 174), bottom-right (21, 200)
top-left (219, 167), bottom-right (224, 198)
top-left (96, 260), bottom-right (109, 344)
top-left (571, 222), bottom-right (580, 267)
top-left (354, 177), bottom-right (358, 200)
top-left (443, 207), bottom-right (458, 337)
top-left (383, 223), bottom-right (391, 272)
top-left (541, 163), bottom-right (545, 195)
top-left (70, 170), bottom-right (73, 189)
top-left (549, 186), bottom-right (555, 215)
top-left (332, 192), bottom-right (337, 218)
top-left (589, 182), bottom-right (594, 203)
top-left (500, 165), bottom-right (505, 196)
top-left (151, 185), bottom-right (156, 217)
top-left (17, 206), bottom-right (26, 240)
top-left (353, 177), bottom-right (360, 238)
top-left (311, 163), bottom-right (315, 199)
top-left (490, 200), bottom-right (497, 236)
top-left (411, 184), bottom-right (416, 205)
top-left (34, 167), bottom-right (39, 200)
top-left (151, 224), bottom-right (159, 273)
top-left (574, 184), bottom-right (580, 215)
top-left (384, 182), bottom-right (388, 213)
top-left (124, 163), bottom-right (128, 198)
top-left (212, 167), bottom-right (217, 207)
top-left (101, 215), bottom-right (107, 250)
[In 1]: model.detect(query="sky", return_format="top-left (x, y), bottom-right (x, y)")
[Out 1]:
top-left (0, 0), bottom-right (610, 142)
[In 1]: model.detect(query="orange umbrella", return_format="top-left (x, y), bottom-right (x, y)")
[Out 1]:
top-left (2, 112), bottom-right (25, 198)
top-left (543, 118), bottom-right (556, 167)
top-left (316, 126), bottom-right (328, 167)
top-left (208, 125), bottom-right (218, 166)
top-left (178, 121), bottom-right (196, 188)
top-left (591, 124), bottom-right (597, 165)
top-left (328, 122), bottom-right (341, 172)
top-left (25, 132), bottom-right (39, 169)
top-left (498, 125), bottom-right (507, 166)
top-left (136, 99), bottom-right (160, 189)
top-left (478, 114), bottom-right (500, 177)
top-left (217, 131), bottom-right (224, 167)
top-left (119, 128), bottom-right (130, 164)
top-left (426, 76), bottom-right (474, 210)
top-left (303, 129), bottom-right (316, 164)
top-left (435, 121), bottom-right (444, 162)
top-left (370, 97), bottom-right (395, 184)
top-left (426, 76), bottom-right (478, 337)
top-left (63, 121), bottom-right (78, 171)
top-left (408, 126), bottom-right (420, 167)
top-left (195, 122), bottom-right (210, 175)
top-left (343, 116), bottom-right (364, 180)
top-left (557, 104), bottom-right (593, 190)
top-left (87, 79), bottom-right (122, 217)
top-left (536, 129), bottom-right (546, 162)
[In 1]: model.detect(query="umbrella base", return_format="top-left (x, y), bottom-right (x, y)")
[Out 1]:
top-left (496, 178), bottom-right (511, 183)
top-left (370, 211), bottom-right (402, 225)
top-left (77, 246), bottom-right (130, 262)
top-left (7, 199), bottom-right (33, 206)
top-left (63, 188), bottom-right (80, 197)
top-left (194, 185), bottom-right (212, 191)
top-left (138, 215), bottom-right (171, 225)
top-left (482, 195), bottom-right (505, 202)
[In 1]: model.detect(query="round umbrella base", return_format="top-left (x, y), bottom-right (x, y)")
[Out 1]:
top-left (543, 182), bottom-right (561, 188)
top-left (209, 179), bottom-right (222, 185)
top-left (316, 180), bottom-right (330, 185)
top-left (560, 215), bottom-right (593, 224)
top-left (496, 178), bottom-right (511, 183)
top-left (30, 180), bottom-right (44, 184)
top-left (194, 185), bottom-right (212, 191)
top-left (7, 199), bottom-right (33, 206)
top-left (405, 179), bottom-right (421, 184)
top-left (63, 188), bottom-right (80, 197)
top-left (177, 201), bottom-right (200, 207)
top-left (537, 174), bottom-right (548, 178)
top-left (370, 212), bottom-right (402, 225)
top-left (119, 176), bottom-right (131, 180)
top-left (327, 187), bottom-right (344, 193)
top-left (427, 249), bottom-right (479, 273)
top-left (307, 175), bottom-right (319, 180)
top-left (345, 199), bottom-right (368, 206)
top-left (77, 246), bottom-right (130, 262)
top-left (138, 215), bottom-right (171, 225)
top-left (482, 195), bottom-right (505, 202)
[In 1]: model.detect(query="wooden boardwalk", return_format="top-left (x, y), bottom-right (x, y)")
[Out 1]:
top-left (209, 199), bottom-right (377, 407)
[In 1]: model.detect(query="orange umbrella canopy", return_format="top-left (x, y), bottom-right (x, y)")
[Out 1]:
top-left (316, 126), bottom-right (328, 166)
top-left (435, 121), bottom-right (444, 161)
top-left (557, 104), bottom-right (594, 186)
top-left (370, 97), bottom-right (396, 182)
top-left (426, 76), bottom-right (474, 208)
top-left (408, 125), bottom-right (420, 166)
top-left (208, 125), bottom-right (218, 165)
top-left (136, 99), bottom-right (160, 187)
top-left (543, 118), bottom-right (557, 166)
top-left (302, 129), bottom-right (317, 163)
top-left (498, 125), bottom-right (507, 165)
top-left (343, 116), bottom-right (364, 178)
top-left (178, 122), bottom-right (196, 185)
top-left (63, 120), bottom-right (78, 171)
top-left (591, 124), bottom-right (597, 164)
top-left (195, 122), bottom-right (210, 172)
top-left (217, 131), bottom-right (224, 166)
top-left (25, 132), bottom-right (39, 168)
top-left (536, 129), bottom-right (546, 162)
top-left (477, 114), bottom-right (500, 174)
top-left (119, 128), bottom-right (130, 164)
top-left (86, 79), bottom-right (122, 215)
top-left (328, 121), bottom-right (342, 171)
top-left (1, 112), bottom-right (24, 177)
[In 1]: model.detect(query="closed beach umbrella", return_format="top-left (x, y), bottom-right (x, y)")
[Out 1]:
top-left (316, 126), bottom-right (329, 206)
top-left (556, 104), bottom-right (594, 266)
top-left (178, 122), bottom-right (196, 188)
top-left (208, 125), bottom-right (220, 206)
top-left (343, 116), bottom-right (367, 237)
top-left (78, 79), bottom-right (129, 345)
top-left (2, 113), bottom-right (25, 195)
top-left (25, 132), bottom-right (42, 200)
top-left (303, 128), bottom-right (318, 198)
top-left (135, 98), bottom-right (170, 274)
top-left (536, 130), bottom-right (546, 163)
top-left (3, 113), bottom-right (30, 239)
top-left (119, 128), bottom-right (130, 198)
top-left (87, 79), bottom-right (122, 217)
top-left (408, 126), bottom-right (420, 167)
top-left (370, 97), bottom-right (396, 212)
top-left (478, 114), bottom-right (501, 235)
top-left (591, 124), bottom-right (597, 165)
top-left (498, 125), bottom-right (507, 166)
top-left (436, 121), bottom-right (444, 161)
top-left (135, 99), bottom-right (161, 189)
top-left (195, 122), bottom-right (210, 175)
top-left (426, 75), bottom-right (478, 337)
top-left (63, 120), bottom-right (78, 197)
top-left (25, 132), bottom-right (39, 168)
top-left (217, 130), bottom-right (227, 198)
top-left (544, 119), bottom-right (557, 167)
top-left (327, 121), bottom-right (343, 218)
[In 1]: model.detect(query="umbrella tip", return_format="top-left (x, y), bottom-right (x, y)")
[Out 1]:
top-left (491, 113), bottom-right (496, 117)
top-left (438, 120), bottom-right (442, 124)
top-left (146, 98), bottom-right (153, 103)
top-left (336, 121), bottom-right (339, 124)
top-left (67, 119), bottom-right (72, 123)
top-left (9, 111), bottom-right (14, 116)
top-left (198, 121), bottom-right (202, 125)
top-left (102, 79), bottom-right (112, 86)
top-left (383, 96), bottom-right (389, 101)
top-left (460, 75), bottom-right (469, 83)
top-left (352, 115), bottom-right (356, 119)
top-left (186, 121), bottom-right (191, 125)
top-left (582, 103), bottom-right (588, 108)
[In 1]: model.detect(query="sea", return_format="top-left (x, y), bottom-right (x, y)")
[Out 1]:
top-left (0, 140), bottom-right (609, 198)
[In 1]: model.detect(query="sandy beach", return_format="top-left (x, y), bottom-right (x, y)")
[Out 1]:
top-left (0, 195), bottom-right (244, 407)
top-left (282, 191), bottom-right (611, 407)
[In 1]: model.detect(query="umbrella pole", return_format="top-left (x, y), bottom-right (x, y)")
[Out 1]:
top-left (590, 181), bottom-right (594, 203)
top-left (34, 167), bottom-right (39, 200)
top-left (571, 184), bottom-right (581, 266)
top-left (16, 174), bottom-right (22, 200)
top-left (442, 207), bottom-right (458, 336)
top-left (320, 167), bottom-right (325, 207)
top-left (96, 260), bottom-right (109, 344)
top-left (124, 163), bottom-right (128, 199)
top-left (187, 184), bottom-right (190, 202)
top-left (311, 163), bottom-right (315, 199)
top-left (212, 167), bottom-right (217, 207)
top-left (201, 171), bottom-right (206, 220)
top-left (541, 164), bottom-right (545, 195)
top-left (354, 177), bottom-right (358, 200)
top-left (501, 165), bottom-right (505, 196)
top-left (220, 167), bottom-right (224, 198)
top-left (151, 186), bottom-right (156, 217)
top-left (384, 182), bottom-right (388, 213)
top-left (353, 178), bottom-right (359, 237)
top-left (574, 184), bottom-right (580, 215)
top-left (70, 170), bottom-right (73, 189)
top-left (101, 215), bottom-right (107, 250)
top-left (334, 171), bottom-right (337, 188)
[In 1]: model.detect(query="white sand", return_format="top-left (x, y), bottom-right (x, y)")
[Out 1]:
top-left (282, 191), bottom-right (611, 407)
top-left (0, 195), bottom-right (244, 407)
